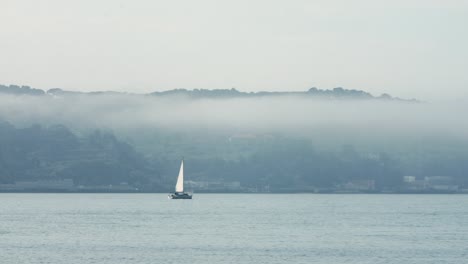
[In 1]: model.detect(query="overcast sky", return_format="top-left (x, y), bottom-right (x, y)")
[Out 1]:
top-left (1, 0), bottom-right (467, 101)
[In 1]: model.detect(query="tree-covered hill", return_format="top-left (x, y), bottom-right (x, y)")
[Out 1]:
top-left (1, 121), bottom-right (468, 192)
top-left (0, 83), bottom-right (415, 101)
top-left (0, 122), bottom-right (160, 190)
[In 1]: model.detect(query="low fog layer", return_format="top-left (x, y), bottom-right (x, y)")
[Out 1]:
top-left (0, 93), bottom-right (466, 142)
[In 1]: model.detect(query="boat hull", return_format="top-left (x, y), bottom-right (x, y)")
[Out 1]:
top-left (169, 192), bottom-right (192, 199)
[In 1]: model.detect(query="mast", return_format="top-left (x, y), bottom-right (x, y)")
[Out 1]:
top-left (175, 160), bottom-right (184, 193)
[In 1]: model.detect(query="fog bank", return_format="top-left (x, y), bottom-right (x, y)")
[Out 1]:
top-left (0, 94), bottom-right (466, 144)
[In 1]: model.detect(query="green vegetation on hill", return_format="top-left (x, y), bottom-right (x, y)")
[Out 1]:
top-left (0, 122), bottom-right (160, 190)
top-left (0, 84), bottom-right (44, 95)
top-left (1, 121), bottom-right (468, 192)
top-left (0, 83), bottom-right (414, 101)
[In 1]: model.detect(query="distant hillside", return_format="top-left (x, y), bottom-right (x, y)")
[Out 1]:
top-left (0, 122), bottom-right (161, 190)
top-left (150, 87), bottom-right (413, 101)
top-left (0, 84), bottom-right (416, 101)
top-left (0, 84), bottom-right (45, 96)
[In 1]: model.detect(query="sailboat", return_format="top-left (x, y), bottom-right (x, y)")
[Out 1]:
top-left (168, 160), bottom-right (192, 199)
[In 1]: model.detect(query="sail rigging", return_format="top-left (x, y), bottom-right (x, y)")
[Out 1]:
top-left (175, 160), bottom-right (184, 193)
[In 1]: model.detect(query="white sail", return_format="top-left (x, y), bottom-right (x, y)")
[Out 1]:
top-left (175, 160), bottom-right (184, 193)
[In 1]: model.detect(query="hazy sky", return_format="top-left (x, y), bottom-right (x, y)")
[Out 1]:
top-left (1, 0), bottom-right (467, 101)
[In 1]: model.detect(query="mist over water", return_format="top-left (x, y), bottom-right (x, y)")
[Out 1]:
top-left (1, 93), bottom-right (466, 144)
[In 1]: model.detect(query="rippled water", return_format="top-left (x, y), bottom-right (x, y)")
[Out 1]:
top-left (1, 194), bottom-right (467, 264)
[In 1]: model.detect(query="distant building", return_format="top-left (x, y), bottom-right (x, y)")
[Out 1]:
top-left (401, 176), bottom-right (459, 192)
top-left (339, 179), bottom-right (375, 192)
top-left (0, 179), bottom-right (74, 191)
top-left (77, 182), bottom-right (139, 192)
top-left (424, 176), bottom-right (458, 191)
top-left (186, 181), bottom-right (242, 191)
top-left (403, 176), bottom-right (416, 183)
top-left (401, 176), bottom-right (426, 191)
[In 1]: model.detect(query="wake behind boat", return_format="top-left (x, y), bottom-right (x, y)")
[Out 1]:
top-left (168, 160), bottom-right (192, 199)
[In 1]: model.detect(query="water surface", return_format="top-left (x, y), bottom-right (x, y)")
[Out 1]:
top-left (1, 194), bottom-right (467, 263)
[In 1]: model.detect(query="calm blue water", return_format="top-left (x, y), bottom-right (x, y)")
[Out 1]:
top-left (1, 194), bottom-right (467, 264)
